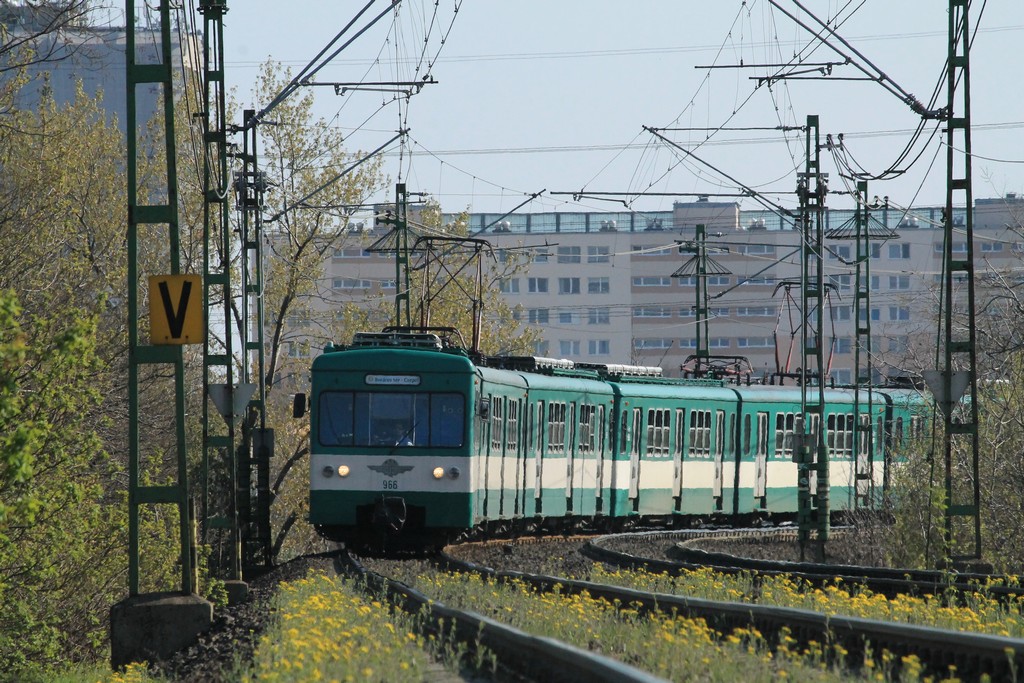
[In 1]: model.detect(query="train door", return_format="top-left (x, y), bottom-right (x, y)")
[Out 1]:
top-left (713, 410), bottom-right (726, 508)
top-left (522, 401), bottom-right (534, 517)
top-left (487, 396), bottom-right (504, 518)
top-left (534, 401), bottom-right (545, 513)
top-left (754, 411), bottom-right (769, 506)
top-left (506, 399), bottom-right (521, 517)
top-left (672, 408), bottom-right (685, 511)
top-left (878, 414), bottom-right (889, 494)
top-left (576, 403), bottom-right (597, 516)
top-left (855, 413), bottom-right (872, 506)
top-left (566, 402), bottom-right (577, 512)
top-left (474, 395), bottom-right (488, 519)
top-left (595, 405), bottom-right (606, 513)
top-left (736, 412), bottom-right (749, 514)
top-left (627, 407), bottom-right (642, 510)
top-left (724, 412), bottom-right (738, 513)
top-left (807, 413), bottom-right (821, 499)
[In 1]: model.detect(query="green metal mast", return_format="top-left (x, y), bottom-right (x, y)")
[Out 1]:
top-left (125, 0), bottom-right (194, 595)
top-left (825, 181), bottom-right (897, 507)
top-left (197, 0), bottom-right (244, 583)
top-left (238, 113), bottom-right (272, 570)
top-left (673, 224), bottom-right (731, 376)
top-left (692, 224), bottom-right (710, 363)
top-left (797, 114), bottom-right (829, 562)
top-left (393, 182), bottom-right (412, 326)
top-left (851, 182), bottom-right (876, 507)
top-left (936, 0), bottom-right (981, 563)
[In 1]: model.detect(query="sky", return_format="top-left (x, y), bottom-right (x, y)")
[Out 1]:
top-left (218, 1), bottom-right (1024, 219)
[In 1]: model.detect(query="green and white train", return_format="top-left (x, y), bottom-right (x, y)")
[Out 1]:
top-left (301, 330), bottom-right (926, 552)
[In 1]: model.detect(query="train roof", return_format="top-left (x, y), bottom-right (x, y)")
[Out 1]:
top-left (312, 344), bottom-right (476, 374)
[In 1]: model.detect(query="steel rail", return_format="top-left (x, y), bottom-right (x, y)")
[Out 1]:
top-left (337, 551), bottom-right (667, 683)
top-left (586, 529), bottom-right (1024, 604)
top-left (438, 545), bottom-right (1024, 681)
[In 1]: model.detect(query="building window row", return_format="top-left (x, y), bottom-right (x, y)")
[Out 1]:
top-left (331, 278), bottom-right (394, 290)
top-left (557, 339), bottom-right (611, 356)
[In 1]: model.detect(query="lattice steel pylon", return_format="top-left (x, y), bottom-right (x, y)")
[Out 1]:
top-left (199, 3), bottom-right (271, 576)
top-left (673, 224), bottom-right (741, 379)
top-left (825, 181), bottom-right (897, 508)
top-left (125, 0), bottom-right (194, 595)
top-left (236, 112), bottom-right (272, 572)
top-left (797, 115), bottom-right (829, 562)
top-left (932, 0), bottom-right (981, 563)
top-left (197, 0), bottom-right (245, 583)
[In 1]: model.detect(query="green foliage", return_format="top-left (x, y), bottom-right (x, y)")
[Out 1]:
top-left (0, 292), bottom-right (42, 535)
top-left (869, 369), bottom-right (1024, 572)
top-left (0, 77), bottom-right (183, 676)
top-left (0, 291), bottom-right (125, 674)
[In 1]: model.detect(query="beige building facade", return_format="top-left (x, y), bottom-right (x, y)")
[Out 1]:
top-left (315, 194), bottom-right (1024, 384)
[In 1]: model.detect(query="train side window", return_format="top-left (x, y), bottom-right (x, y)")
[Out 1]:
top-left (491, 396), bottom-right (505, 452)
top-left (910, 415), bottom-right (926, 439)
top-left (894, 417), bottom-right (904, 446)
top-left (579, 404), bottom-right (596, 453)
top-left (620, 410), bottom-right (629, 452)
top-left (597, 405), bottom-right (606, 453)
top-left (808, 413), bottom-right (821, 445)
top-left (507, 400), bottom-right (520, 453)
top-left (688, 410), bottom-right (711, 458)
top-left (858, 415), bottom-right (871, 457)
top-left (646, 408), bottom-right (670, 456)
top-left (775, 413), bottom-right (796, 459)
top-left (548, 402), bottom-right (566, 454)
top-left (630, 408), bottom-right (642, 457)
top-left (827, 413), bottom-right (854, 458)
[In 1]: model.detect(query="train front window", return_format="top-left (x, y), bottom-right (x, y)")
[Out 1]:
top-left (318, 391), bottom-right (464, 448)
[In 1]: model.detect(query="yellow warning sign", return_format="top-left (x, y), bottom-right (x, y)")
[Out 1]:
top-left (149, 274), bottom-right (203, 345)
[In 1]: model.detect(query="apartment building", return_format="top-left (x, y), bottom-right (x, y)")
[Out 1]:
top-left (1, 5), bottom-right (200, 133)
top-left (318, 193), bottom-right (1024, 383)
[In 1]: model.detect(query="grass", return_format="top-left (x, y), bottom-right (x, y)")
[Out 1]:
top-left (54, 562), bottom-right (1021, 682)
top-left (585, 564), bottom-right (1024, 638)
top-left (406, 569), bottom-right (928, 682)
top-left (234, 571), bottom-right (491, 682)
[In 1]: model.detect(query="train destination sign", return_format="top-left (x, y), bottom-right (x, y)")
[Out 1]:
top-left (365, 374), bottom-right (421, 386)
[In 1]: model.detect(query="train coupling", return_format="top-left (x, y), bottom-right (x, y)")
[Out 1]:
top-left (372, 496), bottom-right (407, 534)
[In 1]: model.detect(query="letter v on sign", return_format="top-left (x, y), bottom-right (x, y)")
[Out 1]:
top-left (149, 274), bottom-right (204, 345)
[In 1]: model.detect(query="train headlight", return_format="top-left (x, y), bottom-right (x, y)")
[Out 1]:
top-left (322, 465), bottom-right (334, 478)
top-left (432, 466), bottom-right (445, 480)
top-left (337, 465), bottom-right (350, 478)
top-left (448, 467), bottom-right (461, 480)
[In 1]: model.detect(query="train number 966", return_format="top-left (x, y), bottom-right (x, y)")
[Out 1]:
top-left (382, 479), bottom-right (400, 490)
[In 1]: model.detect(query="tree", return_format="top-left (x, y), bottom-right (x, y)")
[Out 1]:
top-left (0, 1), bottom-right (93, 75)
top-left (238, 61), bottom-right (387, 560)
top-left (0, 79), bottom-right (186, 676)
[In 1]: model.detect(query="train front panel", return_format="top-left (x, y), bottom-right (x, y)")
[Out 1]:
top-left (308, 346), bottom-right (478, 548)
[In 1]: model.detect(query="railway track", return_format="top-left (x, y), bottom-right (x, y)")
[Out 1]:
top-left (339, 549), bottom-right (667, 683)
top-left (431, 530), bottom-right (1024, 681)
top-left (588, 527), bottom-right (1024, 604)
